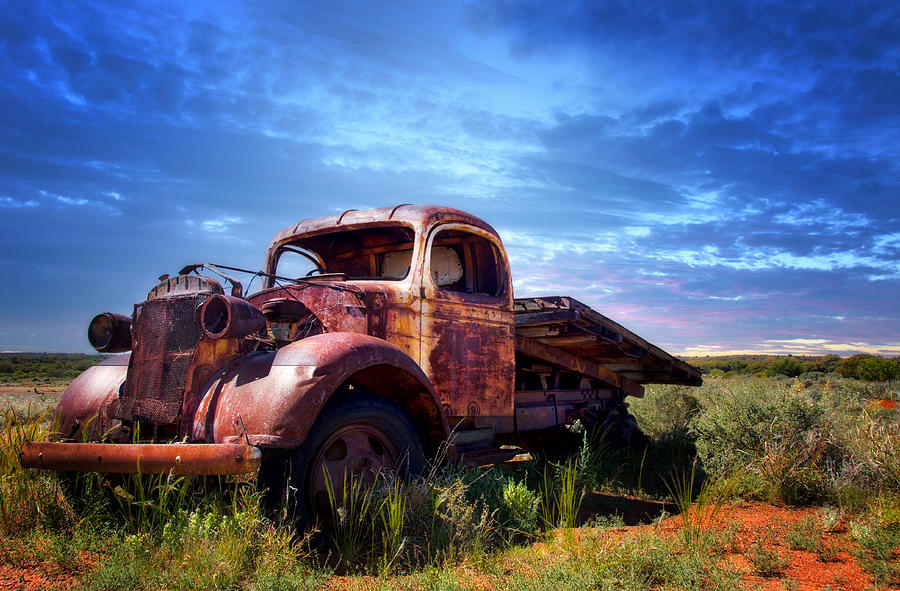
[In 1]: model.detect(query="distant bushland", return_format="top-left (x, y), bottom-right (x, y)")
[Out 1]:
top-left (684, 353), bottom-right (900, 382)
top-left (0, 353), bottom-right (105, 382)
top-left (4, 351), bottom-right (899, 383)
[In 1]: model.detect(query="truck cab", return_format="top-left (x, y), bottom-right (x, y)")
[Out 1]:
top-left (260, 205), bottom-right (515, 431)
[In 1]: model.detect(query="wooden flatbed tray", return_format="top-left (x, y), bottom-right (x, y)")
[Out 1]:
top-left (514, 296), bottom-right (702, 388)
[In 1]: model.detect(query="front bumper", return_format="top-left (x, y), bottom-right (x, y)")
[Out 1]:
top-left (19, 442), bottom-right (261, 475)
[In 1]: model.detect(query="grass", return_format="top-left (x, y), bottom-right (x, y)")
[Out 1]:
top-left (785, 514), bottom-right (825, 552)
top-left (539, 457), bottom-right (584, 531)
top-left (848, 498), bottom-right (900, 585)
top-left (1, 372), bottom-right (899, 589)
top-left (665, 458), bottom-right (735, 548)
top-left (747, 540), bottom-right (789, 577)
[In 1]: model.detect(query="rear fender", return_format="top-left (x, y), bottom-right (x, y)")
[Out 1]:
top-left (54, 354), bottom-right (128, 441)
top-left (192, 333), bottom-right (449, 454)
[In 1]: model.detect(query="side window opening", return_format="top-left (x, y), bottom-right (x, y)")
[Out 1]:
top-left (430, 229), bottom-right (504, 297)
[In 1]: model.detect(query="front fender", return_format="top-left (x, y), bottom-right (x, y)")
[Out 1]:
top-left (54, 354), bottom-right (128, 440)
top-left (192, 333), bottom-right (448, 449)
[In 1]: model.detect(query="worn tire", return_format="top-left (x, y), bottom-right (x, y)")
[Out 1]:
top-left (266, 390), bottom-right (426, 526)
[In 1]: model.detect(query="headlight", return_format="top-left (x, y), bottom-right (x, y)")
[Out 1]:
top-left (200, 295), bottom-right (265, 339)
top-left (88, 312), bottom-right (132, 353)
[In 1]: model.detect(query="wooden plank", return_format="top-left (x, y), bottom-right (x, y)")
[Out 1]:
top-left (514, 309), bottom-right (579, 326)
top-left (536, 335), bottom-right (597, 346)
top-left (515, 336), bottom-right (644, 398)
top-left (516, 326), bottom-right (561, 338)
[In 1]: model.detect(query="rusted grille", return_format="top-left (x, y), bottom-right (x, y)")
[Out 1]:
top-left (118, 295), bottom-right (204, 424)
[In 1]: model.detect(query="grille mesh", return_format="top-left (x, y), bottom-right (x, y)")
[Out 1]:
top-left (119, 295), bottom-right (204, 424)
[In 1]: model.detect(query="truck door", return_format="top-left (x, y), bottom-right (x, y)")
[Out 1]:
top-left (419, 224), bottom-right (515, 427)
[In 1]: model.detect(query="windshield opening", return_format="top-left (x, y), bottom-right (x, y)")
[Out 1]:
top-left (275, 225), bottom-right (416, 281)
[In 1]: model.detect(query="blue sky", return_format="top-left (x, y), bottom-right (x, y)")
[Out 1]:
top-left (2, 0), bottom-right (898, 356)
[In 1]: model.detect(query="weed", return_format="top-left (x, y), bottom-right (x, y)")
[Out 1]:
top-left (250, 525), bottom-right (325, 591)
top-left (378, 477), bottom-right (407, 573)
top-left (500, 477), bottom-right (539, 537)
top-left (666, 458), bottom-right (735, 548)
top-left (849, 504), bottom-right (900, 585)
top-left (323, 469), bottom-right (378, 570)
top-left (785, 514), bottom-right (824, 552)
top-left (111, 469), bottom-right (191, 536)
top-left (0, 405), bottom-right (75, 535)
top-left (584, 513), bottom-right (625, 529)
top-left (556, 458), bottom-right (583, 529)
top-left (747, 541), bottom-right (789, 576)
top-left (539, 458), bottom-right (584, 531)
top-left (819, 506), bottom-right (842, 531)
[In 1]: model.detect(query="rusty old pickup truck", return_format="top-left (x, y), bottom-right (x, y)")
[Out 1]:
top-left (21, 205), bottom-right (700, 515)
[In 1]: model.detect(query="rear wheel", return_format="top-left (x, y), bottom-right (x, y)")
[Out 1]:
top-left (282, 391), bottom-right (426, 524)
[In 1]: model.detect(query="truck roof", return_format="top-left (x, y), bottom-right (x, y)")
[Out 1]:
top-left (268, 204), bottom-right (502, 252)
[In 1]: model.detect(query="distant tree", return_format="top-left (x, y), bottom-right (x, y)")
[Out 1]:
top-left (816, 354), bottom-right (842, 374)
top-left (764, 356), bottom-right (804, 378)
top-left (836, 354), bottom-right (877, 380)
top-left (857, 357), bottom-right (896, 385)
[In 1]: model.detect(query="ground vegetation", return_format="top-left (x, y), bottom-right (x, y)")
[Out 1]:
top-left (0, 363), bottom-right (898, 589)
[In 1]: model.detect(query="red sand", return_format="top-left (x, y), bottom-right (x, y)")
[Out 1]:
top-left (2, 501), bottom-right (897, 590)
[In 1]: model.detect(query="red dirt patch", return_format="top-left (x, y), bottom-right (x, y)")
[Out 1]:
top-left (0, 537), bottom-right (92, 591)
top-left (716, 502), bottom-right (880, 590)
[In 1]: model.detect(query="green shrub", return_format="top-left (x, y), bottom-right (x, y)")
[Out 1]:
top-left (631, 385), bottom-right (700, 441)
top-left (690, 379), bottom-right (839, 505)
top-left (500, 478), bottom-right (539, 536)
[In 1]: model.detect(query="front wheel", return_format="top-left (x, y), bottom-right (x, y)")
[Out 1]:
top-left (284, 391), bottom-right (426, 524)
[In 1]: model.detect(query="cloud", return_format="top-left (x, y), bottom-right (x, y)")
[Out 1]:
top-left (199, 216), bottom-right (243, 234)
top-left (0, 0), bottom-right (897, 356)
top-left (0, 197), bottom-right (38, 208)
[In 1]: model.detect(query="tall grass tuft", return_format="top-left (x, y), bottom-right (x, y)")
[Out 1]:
top-left (666, 458), bottom-right (735, 548)
top-left (540, 458), bottom-right (584, 531)
top-left (378, 477), bottom-right (407, 574)
top-left (323, 468), bottom-right (378, 570)
top-left (113, 468), bottom-right (190, 536)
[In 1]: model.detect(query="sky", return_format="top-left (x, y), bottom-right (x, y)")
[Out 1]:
top-left (1, 0), bottom-right (898, 357)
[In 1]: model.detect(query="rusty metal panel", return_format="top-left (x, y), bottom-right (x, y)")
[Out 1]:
top-left (54, 357), bottom-right (128, 441)
top-left (119, 295), bottom-right (206, 424)
top-left (418, 223), bottom-right (516, 421)
top-left (189, 333), bottom-right (449, 451)
top-left (513, 388), bottom-right (618, 431)
top-left (20, 442), bottom-right (260, 475)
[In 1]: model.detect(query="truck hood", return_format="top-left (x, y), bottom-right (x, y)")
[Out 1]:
top-left (247, 280), bottom-right (401, 339)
